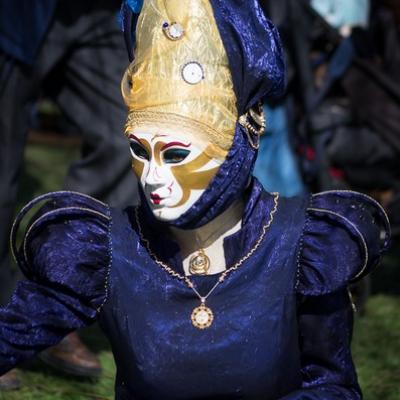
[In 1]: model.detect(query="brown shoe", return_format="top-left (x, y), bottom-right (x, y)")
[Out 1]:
top-left (0, 369), bottom-right (21, 391)
top-left (39, 332), bottom-right (102, 378)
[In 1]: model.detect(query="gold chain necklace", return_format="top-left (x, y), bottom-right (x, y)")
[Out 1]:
top-left (187, 201), bottom-right (244, 276)
top-left (135, 193), bottom-right (279, 329)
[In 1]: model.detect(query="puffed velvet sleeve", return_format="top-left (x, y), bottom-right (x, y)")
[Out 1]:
top-left (279, 191), bottom-right (391, 399)
top-left (296, 190), bottom-right (390, 296)
top-left (0, 192), bottom-right (111, 376)
top-left (280, 290), bottom-right (361, 399)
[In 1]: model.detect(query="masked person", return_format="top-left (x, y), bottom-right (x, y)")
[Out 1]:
top-left (0, 1), bottom-right (391, 399)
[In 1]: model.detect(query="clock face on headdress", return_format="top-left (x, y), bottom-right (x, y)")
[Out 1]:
top-left (128, 128), bottom-right (221, 221)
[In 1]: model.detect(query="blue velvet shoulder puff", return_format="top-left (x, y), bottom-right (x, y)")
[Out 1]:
top-left (10, 191), bottom-right (112, 313)
top-left (297, 190), bottom-right (391, 296)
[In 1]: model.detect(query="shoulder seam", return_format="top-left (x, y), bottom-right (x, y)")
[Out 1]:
top-left (97, 204), bottom-right (113, 313)
top-left (22, 207), bottom-right (111, 274)
top-left (312, 190), bottom-right (390, 240)
top-left (307, 207), bottom-right (369, 281)
top-left (10, 192), bottom-right (109, 266)
top-left (295, 195), bottom-right (313, 291)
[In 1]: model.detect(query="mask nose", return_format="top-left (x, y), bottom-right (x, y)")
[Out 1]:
top-left (144, 162), bottom-right (166, 188)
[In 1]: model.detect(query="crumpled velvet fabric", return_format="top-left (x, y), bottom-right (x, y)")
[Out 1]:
top-left (277, 292), bottom-right (361, 400)
top-left (0, 192), bottom-right (111, 376)
top-left (121, 0), bottom-right (285, 229)
top-left (298, 191), bottom-right (390, 296)
top-left (0, 183), bottom-right (390, 399)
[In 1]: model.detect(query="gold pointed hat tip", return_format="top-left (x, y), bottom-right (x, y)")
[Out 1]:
top-left (122, 0), bottom-right (238, 160)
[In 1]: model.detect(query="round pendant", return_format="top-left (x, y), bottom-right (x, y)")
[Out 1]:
top-left (191, 304), bottom-right (214, 329)
top-left (162, 22), bottom-right (184, 41)
top-left (181, 61), bottom-right (205, 85)
top-left (189, 250), bottom-right (210, 276)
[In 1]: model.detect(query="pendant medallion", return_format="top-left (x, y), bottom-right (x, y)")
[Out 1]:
top-left (191, 304), bottom-right (214, 329)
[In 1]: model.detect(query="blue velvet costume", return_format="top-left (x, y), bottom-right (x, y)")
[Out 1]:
top-left (0, 183), bottom-right (390, 399)
top-left (0, 1), bottom-right (392, 399)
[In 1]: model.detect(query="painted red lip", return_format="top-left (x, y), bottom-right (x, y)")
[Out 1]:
top-left (150, 193), bottom-right (162, 205)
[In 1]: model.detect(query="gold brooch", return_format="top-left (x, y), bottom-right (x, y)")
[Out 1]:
top-left (162, 22), bottom-right (185, 41)
top-left (189, 249), bottom-right (210, 275)
top-left (238, 102), bottom-right (266, 150)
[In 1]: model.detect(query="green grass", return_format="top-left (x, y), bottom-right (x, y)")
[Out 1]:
top-left (17, 140), bottom-right (80, 207)
top-left (354, 295), bottom-right (400, 400)
top-left (2, 350), bottom-right (115, 400)
top-left (2, 141), bottom-right (399, 399)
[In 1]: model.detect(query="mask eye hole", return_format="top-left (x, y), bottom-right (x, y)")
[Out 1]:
top-left (130, 141), bottom-right (149, 161)
top-left (163, 148), bottom-right (190, 164)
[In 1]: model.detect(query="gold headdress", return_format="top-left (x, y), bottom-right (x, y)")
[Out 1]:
top-left (122, 0), bottom-right (238, 160)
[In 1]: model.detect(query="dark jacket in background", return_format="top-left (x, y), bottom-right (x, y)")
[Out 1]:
top-left (0, 0), bottom-right (58, 64)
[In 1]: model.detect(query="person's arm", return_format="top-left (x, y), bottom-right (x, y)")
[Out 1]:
top-left (0, 279), bottom-right (98, 375)
top-left (0, 192), bottom-right (111, 375)
top-left (279, 290), bottom-right (361, 399)
top-left (281, 190), bottom-right (391, 399)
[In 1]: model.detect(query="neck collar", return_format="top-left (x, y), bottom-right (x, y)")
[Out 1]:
top-left (133, 179), bottom-right (277, 277)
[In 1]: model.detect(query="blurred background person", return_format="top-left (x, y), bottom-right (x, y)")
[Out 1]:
top-left (254, 1), bottom-right (305, 197)
top-left (257, 0), bottom-right (400, 310)
top-left (0, 0), bottom-right (137, 390)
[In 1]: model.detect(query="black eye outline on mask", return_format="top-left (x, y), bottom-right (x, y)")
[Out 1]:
top-left (130, 140), bottom-right (150, 161)
top-left (163, 148), bottom-right (191, 164)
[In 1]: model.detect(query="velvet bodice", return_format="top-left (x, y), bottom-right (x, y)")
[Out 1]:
top-left (102, 188), bottom-right (305, 399)
top-left (0, 180), bottom-right (390, 399)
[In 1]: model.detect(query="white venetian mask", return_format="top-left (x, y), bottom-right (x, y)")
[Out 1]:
top-left (128, 127), bottom-right (222, 221)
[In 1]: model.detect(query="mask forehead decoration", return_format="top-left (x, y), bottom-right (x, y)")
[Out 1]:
top-left (122, 0), bottom-right (238, 162)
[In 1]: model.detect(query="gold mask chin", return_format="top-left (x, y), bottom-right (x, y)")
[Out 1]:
top-left (122, 0), bottom-right (238, 162)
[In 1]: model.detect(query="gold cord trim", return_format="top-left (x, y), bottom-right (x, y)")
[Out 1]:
top-left (10, 190), bottom-right (109, 266)
top-left (135, 193), bottom-right (279, 289)
top-left (125, 110), bottom-right (230, 160)
top-left (307, 207), bottom-right (369, 281)
top-left (125, 110), bottom-right (221, 139)
top-left (22, 207), bottom-right (111, 269)
top-left (312, 190), bottom-right (391, 240)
